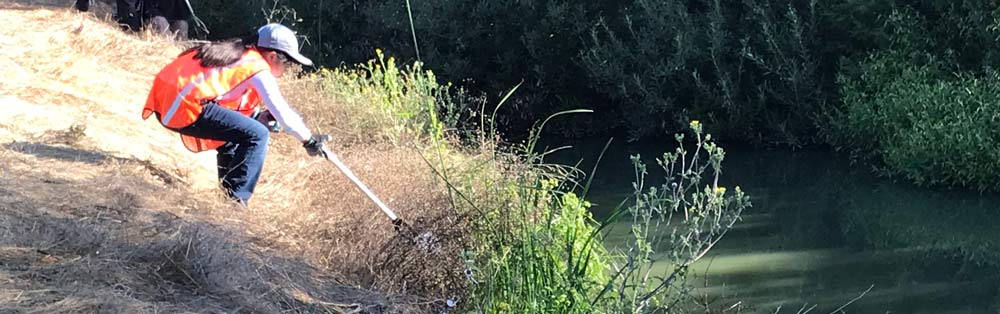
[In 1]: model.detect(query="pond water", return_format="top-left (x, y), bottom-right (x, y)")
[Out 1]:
top-left (538, 137), bottom-right (1000, 313)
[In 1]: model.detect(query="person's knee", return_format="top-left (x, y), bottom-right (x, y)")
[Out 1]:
top-left (246, 122), bottom-right (270, 146)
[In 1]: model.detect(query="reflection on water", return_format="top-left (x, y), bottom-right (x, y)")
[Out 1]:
top-left (539, 137), bottom-right (1000, 313)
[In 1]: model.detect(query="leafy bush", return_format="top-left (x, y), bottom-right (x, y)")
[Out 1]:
top-left (579, 0), bottom-right (697, 140)
top-left (194, 0), bottom-right (832, 143)
top-left (195, 0), bottom-right (606, 136)
top-left (350, 0), bottom-right (607, 137)
top-left (462, 178), bottom-right (611, 313)
top-left (313, 49), bottom-right (472, 144)
top-left (433, 117), bottom-right (749, 312)
top-left (313, 52), bottom-right (613, 311)
top-left (191, 0), bottom-right (1000, 147)
top-left (298, 47), bottom-right (751, 312)
top-left (432, 111), bottom-right (616, 313)
top-left (581, 0), bottom-right (826, 143)
top-left (831, 9), bottom-right (1000, 191)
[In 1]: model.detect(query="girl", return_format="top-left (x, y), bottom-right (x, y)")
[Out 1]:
top-left (143, 23), bottom-right (329, 205)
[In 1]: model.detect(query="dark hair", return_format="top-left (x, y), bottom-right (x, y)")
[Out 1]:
top-left (258, 48), bottom-right (293, 64)
top-left (181, 34), bottom-right (261, 67)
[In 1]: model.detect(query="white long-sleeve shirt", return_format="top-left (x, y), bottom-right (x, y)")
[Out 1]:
top-left (217, 71), bottom-right (313, 141)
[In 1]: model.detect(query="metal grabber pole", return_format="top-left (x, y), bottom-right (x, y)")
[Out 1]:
top-left (319, 146), bottom-right (404, 228)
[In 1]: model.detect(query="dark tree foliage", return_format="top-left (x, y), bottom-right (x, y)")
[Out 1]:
top-left (192, 0), bottom-right (1000, 147)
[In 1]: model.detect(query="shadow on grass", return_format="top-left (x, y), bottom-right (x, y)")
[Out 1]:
top-left (5, 141), bottom-right (183, 185)
top-left (5, 141), bottom-right (111, 164)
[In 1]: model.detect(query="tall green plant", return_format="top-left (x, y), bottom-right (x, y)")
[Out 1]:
top-left (317, 49), bottom-right (468, 144)
top-left (425, 114), bottom-right (748, 312)
top-left (446, 109), bottom-right (613, 313)
top-left (314, 49), bottom-right (749, 311)
top-left (597, 121), bottom-right (749, 312)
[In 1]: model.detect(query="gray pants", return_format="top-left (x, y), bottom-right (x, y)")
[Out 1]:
top-left (149, 16), bottom-right (188, 41)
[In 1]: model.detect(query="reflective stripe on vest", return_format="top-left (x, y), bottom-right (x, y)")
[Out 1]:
top-left (142, 50), bottom-right (270, 130)
top-left (159, 58), bottom-right (258, 125)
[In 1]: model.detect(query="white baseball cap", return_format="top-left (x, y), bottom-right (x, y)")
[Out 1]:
top-left (257, 24), bottom-right (313, 66)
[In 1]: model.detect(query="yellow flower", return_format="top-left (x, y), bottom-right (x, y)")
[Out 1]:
top-left (714, 186), bottom-right (726, 194)
top-left (691, 120), bottom-right (700, 126)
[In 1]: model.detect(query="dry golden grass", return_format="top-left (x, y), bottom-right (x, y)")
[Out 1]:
top-left (0, 1), bottom-right (218, 190)
top-left (0, 2), bottom-right (471, 313)
top-left (0, 143), bottom-right (422, 313)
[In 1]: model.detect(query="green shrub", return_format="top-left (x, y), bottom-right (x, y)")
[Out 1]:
top-left (832, 9), bottom-right (1000, 191)
top-left (315, 49), bottom-right (470, 144)
top-left (437, 119), bottom-right (749, 313)
top-left (581, 0), bottom-right (826, 143)
top-left (316, 52), bottom-right (617, 311)
top-left (579, 0), bottom-right (697, 140)
top-left (880, 72), bottom-right (1000, 190)
top-left (193, 0), bottom-right (1000, 145)
top-left (464, 179), bottom-right (612, 313)
top-left (312, 50), bottom-right (749, 312)
top-left (440, 111), bottom-right (615, 313)
top-left (196, 0), bottom-right (832, 142)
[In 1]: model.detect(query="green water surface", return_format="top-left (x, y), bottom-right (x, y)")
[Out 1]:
top-left (541, 138), bottom-right (1000, 313)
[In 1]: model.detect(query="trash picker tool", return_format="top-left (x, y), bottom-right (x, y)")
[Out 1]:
top-left (320, 146), bottom-right (405, 230)
top-left (319, 146), bottom-right (442, 254)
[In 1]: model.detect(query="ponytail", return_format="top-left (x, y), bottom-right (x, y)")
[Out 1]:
top-left (180, 33), bottom-right (261, 67)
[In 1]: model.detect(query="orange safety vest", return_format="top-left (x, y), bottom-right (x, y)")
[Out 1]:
top-left (143, 49), bottom-right (271, 152)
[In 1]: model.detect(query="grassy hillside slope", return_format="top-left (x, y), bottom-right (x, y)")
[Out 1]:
top-left (0, 2), bottom-right (465, 313)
